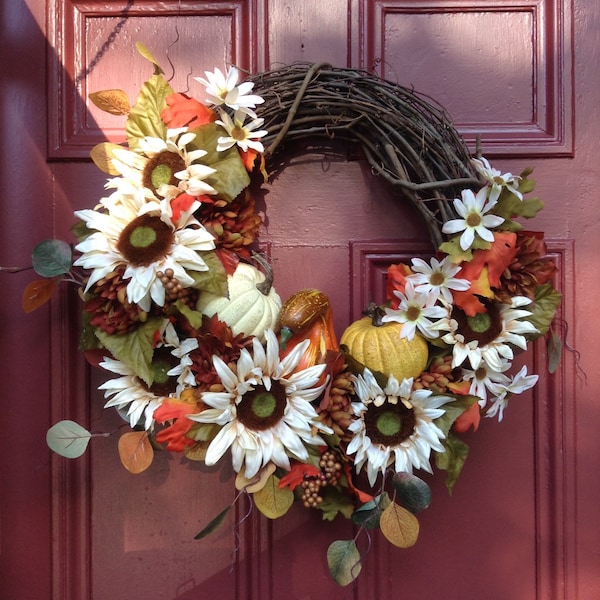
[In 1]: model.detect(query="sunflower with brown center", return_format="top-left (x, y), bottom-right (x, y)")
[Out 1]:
top-left (347, 368), bottom-right (453, 486)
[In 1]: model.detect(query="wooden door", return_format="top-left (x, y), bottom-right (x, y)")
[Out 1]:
top-left (1, 0), bottom-right (597, 598)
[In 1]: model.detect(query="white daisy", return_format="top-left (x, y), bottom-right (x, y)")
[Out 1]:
top-left (99, 321), bottom-right (198, 429)
top-left (471, 156), bottom-right (523, 204)
top-left (195, 66), bottom-right (264, 118)
top-left (74, 190), bottom-right (215, 312)
top-left (347, 369), bottom-right (452, 486)
top-left (382, 280), bottom-right (449, 340)
top-left (408, 256), bottom-right (470, 304)
top-left (486, 365), bottom-right (539, 421)
top-left (187, 330), bottom-right (332, 479)
top-left (215, 109), bottom-right (268, 153)
top-left (111, 129), bottom-right (217, 200)
top-left (461, 358), bottom-right (511, 406)
top-left (442, 187), bottom-right (505, 251)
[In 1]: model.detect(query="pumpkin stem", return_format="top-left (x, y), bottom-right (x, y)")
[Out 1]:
top-left (251, 251), bottom-right (274, 295)
top-left (364, 302), bottom-right (386, 327)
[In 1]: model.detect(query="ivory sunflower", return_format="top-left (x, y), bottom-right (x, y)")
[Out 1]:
top-left (188, 330), bottom-right (332, 479)
top-left (347, 369), bottom-right (452, 486)
top-left (110, 128), bottom-right (218, 199)
top-left (74, 187), bottom-right (215, 312)
top-left (99, 321), bottom-right (198, 429)
top-left (442, 296), bottom-right (539, 371)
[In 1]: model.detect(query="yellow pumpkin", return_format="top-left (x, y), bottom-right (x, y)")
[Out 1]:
top-left (340, 316), bottom-right (428, 381)
top-left (196, 262), bottom-right (282, 341)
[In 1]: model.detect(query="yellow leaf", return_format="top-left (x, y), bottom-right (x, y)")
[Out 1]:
top-left (118, 431), bottom-right (154, 474)
top-left (184, 441), bottom-right (209, 462)
top-left (253, 474), bottom-right (294, 519)
top-left (235, 463), bottom-right (276, 493)
top-left (379, 502), bottom-right (420, 548)
top-left (89, 89), bottom-right (131, 115)
top-left (90, 142), bottom-right (125, 176)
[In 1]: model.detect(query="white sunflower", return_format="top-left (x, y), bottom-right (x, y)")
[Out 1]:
top-left (442, 187), bottom-right (505, 251)
top-left (99, 321), bottom-right (198, 429)
top-left (187, 330), bottom-right (332, 479)
top-left (111, 128), bottom-right (218, 200)
top-left (347, 369), bottom-right (453, 486)
top-left (442, 296), bottom-right (539, 371)
top-left (74, 188), bottom-right (215, 312)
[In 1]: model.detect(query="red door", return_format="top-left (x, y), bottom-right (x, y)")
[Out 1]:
top-left (1, 0), bottom-right (596, 598)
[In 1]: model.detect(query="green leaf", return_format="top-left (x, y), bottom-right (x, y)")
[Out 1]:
top-left (527, 283), bottom-right (562, 337)
top-left (173, 301), bottom-right (205, 330)
top-left (351, 493), bottom-right (390, 530)
top-left (32, 239), bottom-right (72, 277)
top-left (194, 505), bottom-right (232, 540)
top-left (548, 330), bottom-right (563, 374)
top-left (253, 475), bottom-right (294, 519)
top-left (46, 420), bottom-right (92, 458)
top-left (438, 234), bottom-right (491, 263)
top-left (433, 395), bottom-right (478, 437)
top-left (517, 167), bottom-right (536, 195)
top-left (95, 317), bottom-right (164, 386)
top-left (435, 432), bottom-right (470, 493)
top-left (318, 487), bottom-right (356, 521)
top-left (327, 540), bottom-right (362, 586)
top-left (126, 73), bottom-right (173, 151)
top-left (187, 123), bottom-right (251, 201)
top-left (190, 251), bottom-right (229, 297)
top-left (391, 472), bottom-right (432, 514)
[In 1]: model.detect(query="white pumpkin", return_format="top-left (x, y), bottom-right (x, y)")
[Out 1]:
top-left (196, 262), bottom-right (282, 341)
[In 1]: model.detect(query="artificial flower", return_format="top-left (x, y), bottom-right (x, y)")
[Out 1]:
top-left (382, 280), bottom-right (449, 340)
top-left (74, 190), bottom-right (215, 312)
top-left (111, 129), bottom-right (218, 199)
top-left (442, 296), bottom-right (538, 371)
top-left (408, 256), bottom-right (470, 304)
top-left (347, 369), bottom-right (452, 486)
top-left (215, 109), bottom-right (268, 153)
top-left (188, 330), bottom-right (332, 479)
top-left (486, 365), bottom-right (539, 421)
top-left (471, 156), bottom-right (523, 203)
top-left (98, 322), bottom-right (196, 429)
top-left (442, 187), bottom-right (505, 251)
top-left (461, 358), bottom-right (511, 405)
top-left (196, 66), bottom-right (264, 117)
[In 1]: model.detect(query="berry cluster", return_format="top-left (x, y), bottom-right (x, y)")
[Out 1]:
top-left (301, 450), bottom-right (343, 508)
top-left (157, 268), bottom-right (197, 306)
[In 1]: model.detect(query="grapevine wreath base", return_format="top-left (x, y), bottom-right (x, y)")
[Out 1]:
top-left (33, 47), bottom-right (561, 586)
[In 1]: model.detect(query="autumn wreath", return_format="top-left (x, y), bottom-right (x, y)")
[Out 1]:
top-left (29, 44), bottom-right (562, 585)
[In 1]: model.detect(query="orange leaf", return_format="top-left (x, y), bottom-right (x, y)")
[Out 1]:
top-left (278, 462), bottom-right (321, 491)
top-left (161, 92), bottom-right (217, 128)
top-left (452, 402), bottom-right (481, 433)
top-left (452, 232), bottom-right (518, 316)
top-left (154, 393), bottom-right (198, 452)
top-left (386, 263), bottom-right (412, 306)
top-left (22, 278), bottom-right (58, 313)
top-left (118, 431), bottom-right (154, 474)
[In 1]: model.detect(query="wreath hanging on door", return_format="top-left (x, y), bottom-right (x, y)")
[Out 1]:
top-left (31, 44), bottom-right (562, 585)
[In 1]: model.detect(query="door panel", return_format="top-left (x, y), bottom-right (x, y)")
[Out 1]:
top-left (1, 0), bottom-right (592, 598)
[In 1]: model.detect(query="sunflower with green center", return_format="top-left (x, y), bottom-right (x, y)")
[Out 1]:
top-left (99, 321), bottom-right (198, 430)
top-left (74, 182), bottom-right (215, 312)
top-left (111, 128), bottom-right (218, 200)
top-left (347, 369), bottom-right (453, 486)
top-left (188, 329), bottom-right (332, 479)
